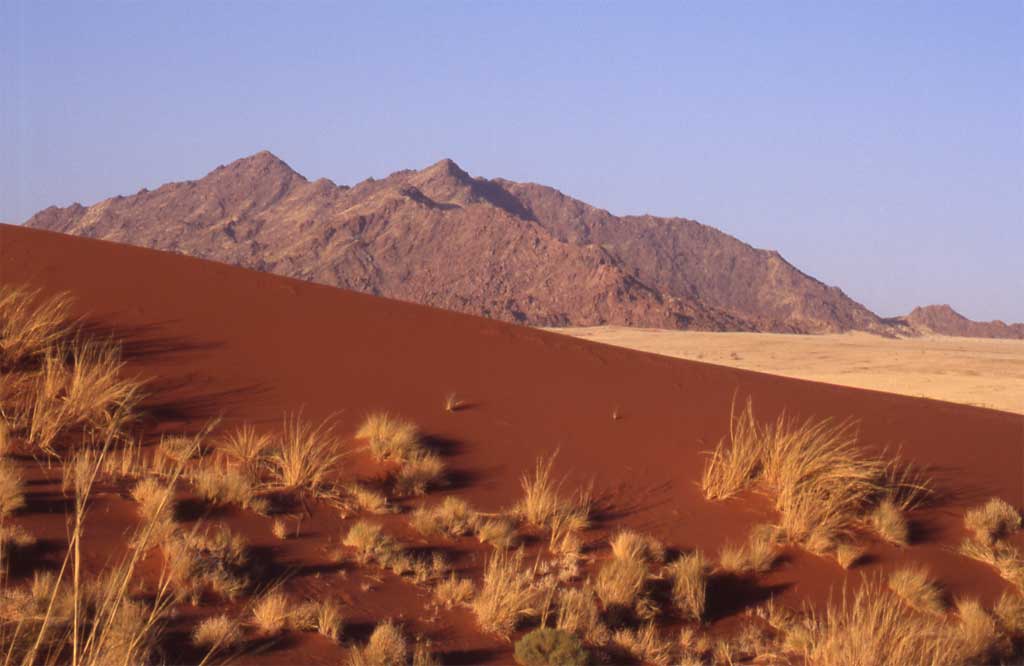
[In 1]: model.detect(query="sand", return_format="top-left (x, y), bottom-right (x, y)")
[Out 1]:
top-left (2, 223), bottom-right (1023, 664)
top-left (552, 326), bottom-right (1024, 415)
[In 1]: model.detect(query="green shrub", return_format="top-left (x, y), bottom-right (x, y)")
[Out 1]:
top-left (514, 628), bottom-right (588, 666)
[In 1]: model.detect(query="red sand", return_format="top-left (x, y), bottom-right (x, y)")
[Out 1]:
top-left (2, 222), bottom-right (1022, 663)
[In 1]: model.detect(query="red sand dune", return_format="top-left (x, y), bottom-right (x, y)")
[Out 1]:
top-left (1, 222), bottom-right (1022, 663)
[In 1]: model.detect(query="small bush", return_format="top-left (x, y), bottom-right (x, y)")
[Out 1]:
top-left (869, 499), bottom-right (909, 545)
top-left (609, 530), bottom-right (665, 564)
top-left (476, 517), bottom-right (518, 548)
top-left (356, 413), bottom-right (421, 462)
top-left (595, 557), bottom-right (647, 617)
top-left (556, 583), bottom-right (609, 645)
top-left (252, 592), bottom-right (291, 635)
top-left (514, 627), bottom-right (588, 666)
top-left (409, 497), bottom-right (479, 538)
top-left (131, 477), bottom-right (176, 527)
top-left (667, 551), bottom-right (706, 621)
top-left (394, 451), bottom-right (446, 496)
top-left (191, 614), bottom-right (242, 650)
top-left (349, 620), bottom-right (407, 666)
top-left (887, 566), bottom-right (944, 615)
top-left (471, 548), bottom-right (540, 637)
top-left (965, 497), bottom-right (1021, 544)
top-left (433, 574), bottom-right (475, 608)
top-left (343, 521), bottom-right (402, 566)
top-left (264, 414), bottom-right (343, 495)
top-left (515, 453), bottom-right (591, 530)
top-left (346, 483), bottom-right (392, 514)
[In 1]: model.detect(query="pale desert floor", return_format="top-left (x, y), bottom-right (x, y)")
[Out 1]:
top-left (552, 326), bottom-right (1024, 415)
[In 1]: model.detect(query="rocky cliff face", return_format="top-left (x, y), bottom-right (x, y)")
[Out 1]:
top-left (27, 151), bottom-right (1009, 337)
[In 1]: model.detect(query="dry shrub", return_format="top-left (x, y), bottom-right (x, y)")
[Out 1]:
top-left (165, 525), bottom-right (250, 603)
top-left (609, 529), bottom-right (665, 564)
top-left (265, 413), bottom-right (344, 495)
top-left (959, 539), bottom-right (1024, 589)
top-left (595, 557), bottom-right (648, 619)
top-left (252, 592), bottom-right (291, 635)
top-left (515, 453), bottom-right (591, 531)
top-left (869, 498), bottom-right (909, 545)
top-left (356, 413), bottom-right (421, 462)
top-left (701, 398), bottom-right (764, 500)
top-left (343, 521), bottom-right (402, 567)
top-left (887, 565), bottom-right (944, 615)
top-left (131, 476), bottom-right (176, 529)
top-left (667, 551), bottom-right (707, 621)
top-left (217, 423), bottom-right (271, 470)
top-left (556, 582), bottom-right (609, 645)
top-left (476, 517), bottom-right (518, 549)
top-left (346, 482), bottom-right (392, 514)
top-left (410, 496), bottom-right (479, 538)
top-left (717, 527), bottom-right (778, 575)
top-left (471, 548), bottom-right (540, 637)
top-left (702, 398), bottom-right (930, 551)
top-left (835, 543), bottom-right (866, 570)
top-left (191, 463), bottom-right (260, 510)
top-left (433, 574), bottom-right (475, 608)
top-left (805, 578), bottom-right (962, 665)
top-left (349, 620), bottom-right (408, 666)
top-left (0, 287), bottom-right (71, 367)
top-left (191, 613), bottom-right (242, 650)
top-left (965, 497), bottom-right (1021, 544)
top-left (313, 600), bottom-right (344, 641)
top-left (612, 621), bottom-right (674, 666)
top-left (0, 459), bottom-right (26, 518)
top-left (394, 451), bottom-right (446, 496)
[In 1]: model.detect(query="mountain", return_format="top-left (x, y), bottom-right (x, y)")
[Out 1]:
top-left (897, 304), bottom-right (1024, 339)
top-left (21, 151), bottom-right (1005, 336)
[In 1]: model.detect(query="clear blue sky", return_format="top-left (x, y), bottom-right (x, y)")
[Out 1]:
top-left (3, 1), bottom-right (1022, 322)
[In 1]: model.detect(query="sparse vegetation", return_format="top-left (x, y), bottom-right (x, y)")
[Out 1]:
top-left (433, 574), bottom-right (475, 608)
top-left (595, 556), bottom-right (648, 620)
top-left (667, 551), bottom-right (707, 621)
top-left (349, 620), bottom-right (408, 666)
top-left (394, 451), bottom-right (446, 496)
top-left (471, 548), bottom-right (540, 637)
top-left (869, 498), bottom-right (909, 545)
top-left (265, 413), bottom-right (344, 496)
top-left (409, 496), bottom-right (479, 537)
top-left (515, 452), bottom-right (591, 531)
top-left (0, 459), bottom-right (26, 518)
top-left (887, 565), bottom-right (944, 615)
top-left (609, 529), bottom-right (665, 564)
top-left (357, 412), bottom-right (421, 462)
top-left (717, 526), bottom-right (779, 574)
top-left (252, 591), bottom-right (292, 635)
top-left (514, 627), bottom-right (588, 666)
top-left (343, 521), bottom-right (403, 567)
top-left (476, 516), bottom-right (518, 548)
top-left (612, 621), bottom-right (674, 666)
top-left (965, 497), bottom-right (1021, 544)
top-left (191, 613), bottom-right (242, 651)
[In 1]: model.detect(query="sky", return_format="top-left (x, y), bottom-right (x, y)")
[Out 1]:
top-left (2, 1), bottom-right (1022, 322)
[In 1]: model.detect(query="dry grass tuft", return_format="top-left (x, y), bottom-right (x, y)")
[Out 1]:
top-left (471, 548), bottom-right (540, 638)
top-left (252, 592), bottom-right (291, 635)
top-left (0, 287), bottom-right (72, 367)
top-left (965, 497), bottom-right (1021, 545)
top-left (954, 597), bottom-right (1007, 663)
top-left (701, 398), bottom-right (764, 500)
top-left (595, 556), bottom-right (648, 619)
top-left (346, 482), bottom-right (392, 514)
top-left (869, 498), bottom-right (909, 545)
top-left (887, 565), bottom-right (944, 615)
top-left (609, 530), bottom-right (665, 564)
top-left (805, 578), bottom-right (963, 665)
top-left (164, 525), bottom-right (250, 603)
top-left (409, 496), bottom-right (479, 538)
top-left (556, 582), bottom-right (609, 645)
top-left (314, 600), bottom-right (345, 641)
top-left (994, 591), bottom-right (1024, 636)
top-left (835, 543), bottom-right (866, 570)
top-left (717, 527), bottom-right (779, 575)
top-left (130, 476), bottom-right (176, 529)
top-left (191, 613), bottom-right (243, 651)
top-left (343, 521), bottom-right (403, 567)
top-left (959, 539), bottom-right (1024, 589)
top-left (0, 459), bottom-right (26, 518)
top-left (349, 620), bottom-right (408, 666)
top-left (356, 413), bottom-right (421, 462)
top-left (394, 451), bottom-right (446, 496)
top-left (433, 574), bottom-right (475, 608)
top-left (191, 463), bottom-right (260, 510)
top-left (475, 517), bottom-right (518, 549)
top-left (666, 551), bottom-right (707, 621)
top-left (265, 413), bottom-right (344, 495)
top-left (612, 621), bottom-right (674, 666)
top-left (217, 424), bottom-right (271, 470)
top-left (515, 452), bottom-right (591, 532)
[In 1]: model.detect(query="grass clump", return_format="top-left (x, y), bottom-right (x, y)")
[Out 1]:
top-left (959, 538), bottom-right (1024, 589)
top-left (701, 398), bottom-right (764, 500)
top-left (433, 574), bottom-right (475, 608)
top-left (356, 413), bottom-right (421, 463)
top-left (869, 498), bottom-right (909, 545)
top-left (515, 453), bottom-right (591, 532)
top-left (514, 627), bottom-right (588, 666)
top-left (612, 621), bottom-right (674, 666)
top-left (595, 556), bottom-right (649, 622)
top-left (130, 476), bottom-right (176, 530)
top-left (835, 543), bottom-right (866, 570)
top-left (965, 497), bottom-right (1021, 544)
top-left (471, 548), bottom-right (540, 638)
top-left (264, 413), bottom-right (343, 496)
top-left (410, 496), bottom-right (479, 538)
top-left (556, 582), bottom-right (609, 645)
top-left (887, 565), bottom-right (944, 616)
top-left (343, 521), bottom-right (403, 566)
top-left (191, 613), bottom-right (243, 651)
top-left (217, 423), bottom-right (271, 470)
top-left (476, 517), bottom-right (518, 549)
top-left (0, 287), bottom-right (71, 368)
top-left (717, 526), bottom-right (779, 575)
top-left (609, 529), bottom-right (665, 564)
top-left (191, 463), bottom-right (261, 510)
top-left (164, 525), bottom-right (250, 603)
top-left (666, 551), bottom-right (707, 621)
top-left (346, 482), bottom-right (392, 514)
top-left (252, 592), bottom-right (291, 635)
top-left (394, 451), bottom-right (446, 496)
top-left (0, 459), bottom-right (26, 518)
top-left (349, 620), bottom-right (408, 666)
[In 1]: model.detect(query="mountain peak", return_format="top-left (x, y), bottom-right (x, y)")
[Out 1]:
top-left (213, 151), bottom-right (302, 180)
top-left (421, 158), bottom-right (470, 181)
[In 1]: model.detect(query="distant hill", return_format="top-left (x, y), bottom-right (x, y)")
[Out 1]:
top-left (23, 151), bottom-right (1020, 337)
top-left (897, 305), bottom-right (1024, 339)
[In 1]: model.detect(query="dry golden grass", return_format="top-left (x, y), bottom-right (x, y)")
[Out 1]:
top-left (409, 496), bottom-right (479, 538)
top-left (609, 530), bottom-right (665, 564)
top-left (805, 578), bottom-right (962, 665)
top-left (217, 423), bottom-right (272, 470)
top-left (272, 519), bottom-right (290, 540)
top-left (887, 565), bottom-right (945, 615)
top-left (0, 287), bottom-right (72, 367)
top-left (412, 637), bottom-right (440, 666)
top-left (965, 497), bottom-right (1021, 545)
top-left (0, 460), bottom-right (25, 519)
top-left (313, 599), bottom-right (344, 641)
top-left (595, 556), bottom-right (648, 616)
top-left (191, 613), bottom-right (242, 650)
top-left (252, 592), bottom-right (291, 635)
top-left (475, 517), bottom-right (518, 549)
top-left (994, 591), bottom-right (1024, 635)
top-left (190, 463), bottom-right (260, 510)
top-left (515, 453), bottom-right (591, 531)
top-left (432, 574), bottom-right (475, 608)
top-left (954, 597), bottom-right (1007, 663)
top-left (393, 451), bottom-right (446, 497)
top-left (163, 525), bottom-right (250, 603)
top-left (471, 548), bottom-right (540, 638)
top-left (555, 582), bottom-right (609, 645)
top-left (343, 521), bottom-right (403, 567)
top-left (130, 476), bottom-right (176, 528)
top-left (717, 527), bottom-right (779, 575)
top-left (356, 412), bottom-right (421, 462)
top-left (959, 538), bottom-right (1024, 589)
top-left (869, 498), bottom-right (909, 545)
top-left (835, 543), bottom-right (866, 570)
top-left (349, 620), bottom-right (408, 666)
top-left (345, 482), bottom-right (392, 514)
top-left (667, 551), bottom-right (707, 621)
top-left (265, 413), bottom-right (344, 495)
top-left (701, 398), bottom-right (764, 500)
top-left (612, 621), bottom-right (674, 666)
